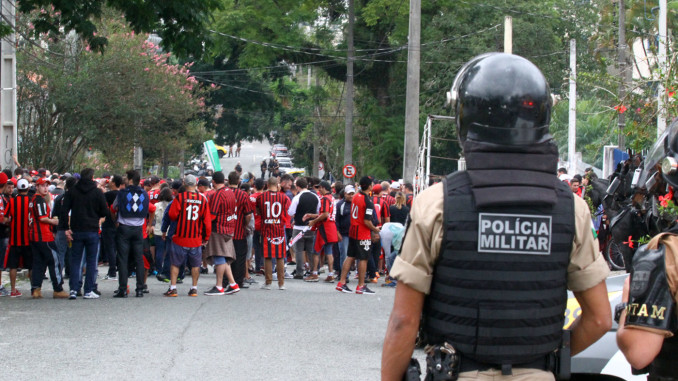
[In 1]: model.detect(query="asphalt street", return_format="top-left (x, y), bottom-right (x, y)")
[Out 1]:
top-left (219, 140), bottom-right (276, 178)
top-left (0, 141), bottom-right (410, 381)
top-left (0, 266), bottom-right (407, 380)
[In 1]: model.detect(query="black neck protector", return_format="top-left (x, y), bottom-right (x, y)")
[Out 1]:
top-left (463, 140), bottom-right (560, 209)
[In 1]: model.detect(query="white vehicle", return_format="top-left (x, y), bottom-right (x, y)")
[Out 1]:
top-left (272, 146), bottom-right (290, 157)
top-left (277, 157), bottom-right (293, 169)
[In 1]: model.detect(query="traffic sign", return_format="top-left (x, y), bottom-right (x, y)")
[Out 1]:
top-left (318, 161), bottom-right (324, 171)
top-left (342, 164), bottom-right (356, 179)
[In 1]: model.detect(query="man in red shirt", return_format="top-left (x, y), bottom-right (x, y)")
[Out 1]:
top-left (403, 182), bottom-right (414, 208)
top-left (370, 183), bottom-right (390, 282)
top-left (336, 176), bottom-right (380, 295)
top-left (257, 177), bottom-right (290, 289)
top-left (203, 172), bottom-right (240, 296)
top-left (29, 178), bottom-right (68, 298)
top-left (165, 175), bottom-right (211, 297)
top-left (304, 181), bottom-right (339, 282)
top-left (380, 181), bottom-right (396, 207)
top-left (4, 179), bottom-right (33, 297)
top-left (228, 171), bottom-right (253, 289)
top-left (148, 176), bottom-right (161, 204)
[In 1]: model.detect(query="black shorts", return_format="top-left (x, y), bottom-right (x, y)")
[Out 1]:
top-left (347, 237), bottom-right (371, 261)
top-left (5, 245), bottom-right (33, 269)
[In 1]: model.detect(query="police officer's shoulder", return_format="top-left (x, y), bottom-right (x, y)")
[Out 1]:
top-left (412, 182), bottom-right (444, 209)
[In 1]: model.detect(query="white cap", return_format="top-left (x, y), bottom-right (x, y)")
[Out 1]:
top-left (344, 185), bottom-right (356, 194)
top-left (391, 181), bottom-right (401, 190)
top-left (17, 178), bottom-right (29, 190)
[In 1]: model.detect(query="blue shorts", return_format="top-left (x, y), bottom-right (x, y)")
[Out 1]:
top-left (170, 242), bottom-right (202, 268)
top-left (213, 256), bottom-right (227, 265)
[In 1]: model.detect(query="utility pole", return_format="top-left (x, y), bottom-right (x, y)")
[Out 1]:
top-left (657, 0), bottom-right (667, 137)
top-left (0, 0), bottom-right (17, 171)
top-left (568, 39), bottom-right (577, 175)
top-left (617, 0), bottom-right (627, 150)
top-left (403, 0), bottom-right (421, 183)
top-left (504, 16), bottom-right (512, 54)
top-left (313, 75), bottom-right (320, 178)
top-left (344, 0), bottom-right (355, 183)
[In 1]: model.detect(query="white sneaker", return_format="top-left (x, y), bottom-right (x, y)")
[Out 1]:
top-left (83, 291), bottom-right (100, 299)
top-left (278, 285), bottom-right (286, 290)
top-left (272, 273), bottom-right (278, 281)
top-left (284, 272), bottom-right (293, 279)
top-left (261, 284), bottom-right (272, 290)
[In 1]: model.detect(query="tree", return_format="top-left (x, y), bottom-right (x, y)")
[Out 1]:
top-left (7, 0), bottom-right (221, 58)
top-left (16, 8), bottom-right (209, 172)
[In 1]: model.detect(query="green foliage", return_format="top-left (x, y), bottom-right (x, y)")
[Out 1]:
top-left (8, 0), bottom-right (221, 58)
top-left (552, 97), bottom-right (618, 168)
top-left (13, 0), bottom-right (678, 180)
top-left (16, 9), bottom-right (208, 172)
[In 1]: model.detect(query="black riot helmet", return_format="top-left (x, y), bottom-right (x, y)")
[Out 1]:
top-left (449, 53), bottom-right (553, 147)
top-left (660, 120), bottom-right (678, 188)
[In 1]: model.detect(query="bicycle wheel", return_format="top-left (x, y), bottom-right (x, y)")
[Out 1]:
top-left (605, 239), bottom-right (626, 271)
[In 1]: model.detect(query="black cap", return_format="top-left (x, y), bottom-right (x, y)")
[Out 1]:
top-left (171, 180), bottom-right (183, 190)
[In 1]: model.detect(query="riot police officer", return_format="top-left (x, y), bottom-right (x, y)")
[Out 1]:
top-left (616, 119), bottom-right (678, 380)
top-left (381, 53), bottom-right (612, 380)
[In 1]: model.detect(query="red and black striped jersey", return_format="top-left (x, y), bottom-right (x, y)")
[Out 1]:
top-left (30, 195), bottom-right (54, 242)
top-left (349, 191), bottom-right (375, 240)
top-left (232, 187), bottom-right (253, 240)
top-left (6, 194), bottom-right (31, 247)
top-left (381, 194), bottom-right (396, 207)
top-left (406, 193), bottom-right (413, 208)
top-left (207, 186), bottom-right (237, 236)
top-left (257, 190), bottom-right (290, 238)
top-left (372, 195), bottom-right (390, 226)
top-left (168, 191), bottom-right (211, 248)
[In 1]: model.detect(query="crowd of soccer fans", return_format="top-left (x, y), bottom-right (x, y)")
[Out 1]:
top-left (0, 163), bottom-right (416, 299)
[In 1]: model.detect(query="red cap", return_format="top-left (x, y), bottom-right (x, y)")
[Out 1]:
top-left (0, 173), bottom-right (7, 185)
top-left (36, 177), bottom-right (51, 186)
top-left (10, 177), bottom-right (17, 186)
top-left (372, 184), bottom-right (382, 194)
top-left (30, 170), bottom-right (38, 176)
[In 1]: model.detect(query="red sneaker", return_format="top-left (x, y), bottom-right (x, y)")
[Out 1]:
top-left (10, 289), bottom-right (22, 298)
top-left (224, 284), bottom-right (240, 295)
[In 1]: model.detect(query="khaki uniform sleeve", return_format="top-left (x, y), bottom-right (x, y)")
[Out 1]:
top-left (390, 183), bottom-right (444, 294)
top-left (567, 196), bottom-right (610, 292)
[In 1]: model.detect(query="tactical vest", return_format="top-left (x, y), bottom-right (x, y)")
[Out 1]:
top-left (628, 239), bottom-right (678, 380)
top-left (423, 142), bottom-right (574, 366)
top-left (117, 186), bottom-right (149, 219)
